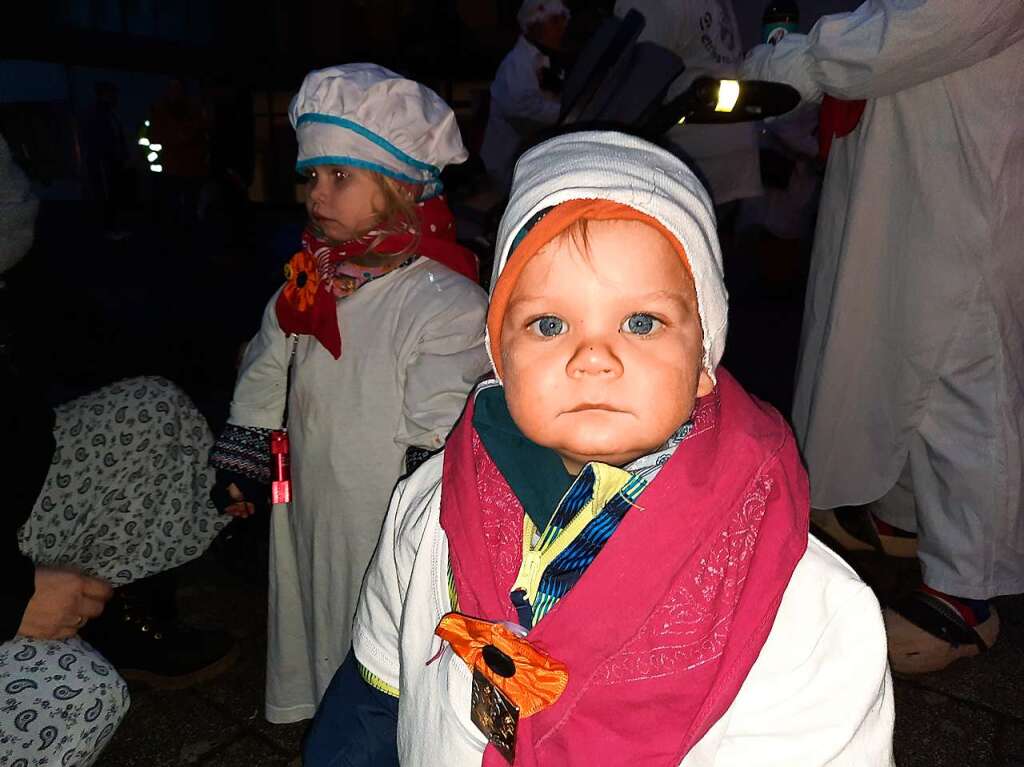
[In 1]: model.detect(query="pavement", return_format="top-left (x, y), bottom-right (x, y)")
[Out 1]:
top-left (847, 551), bottom-right (1024, 767)
top-left (93, 553), bottom-right (307, 767)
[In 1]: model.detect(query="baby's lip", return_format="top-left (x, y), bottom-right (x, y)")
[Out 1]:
top-left (564, 403), bottom-right (622, 413)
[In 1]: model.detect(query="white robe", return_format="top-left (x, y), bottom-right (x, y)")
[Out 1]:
top-left (228, 259), bottom-right (489, 723)
top-left (615, 0), bottom-right (763, 205)
top-left (744, 0), bottom-right (1024, 597)
top-left (353, 455), bottom-right (895, 766)
top-left (480, 35), bottom-right (562, 189)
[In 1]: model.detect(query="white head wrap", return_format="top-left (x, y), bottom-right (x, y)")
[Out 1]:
top-left (0, 135), bottom-right (38, 276)
top-left (491, 130), bottom-right (728, 381)
top-left (517, 0), bottom-right (570, 31)
top-left (289, 64), bottom-right (468, 197)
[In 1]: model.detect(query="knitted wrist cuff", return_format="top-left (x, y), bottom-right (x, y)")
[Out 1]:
top-left (210, 424), bottom-right (274, 484)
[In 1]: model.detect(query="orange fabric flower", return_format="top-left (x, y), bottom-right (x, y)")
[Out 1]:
top-left (435, 613), bottom-right (568, 718)
top-left (282, 250), bottom-right (320, 312)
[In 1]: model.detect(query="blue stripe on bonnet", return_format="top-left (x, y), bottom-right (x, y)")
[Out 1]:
top-left (295, 113), bottom-right (442, 178)
top-left (295, 155), bottom-right (431, 188)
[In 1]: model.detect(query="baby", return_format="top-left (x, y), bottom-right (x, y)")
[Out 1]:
top-left (305, 131), bottom-right (895, 766)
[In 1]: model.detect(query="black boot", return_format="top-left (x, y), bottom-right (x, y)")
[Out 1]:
top-left (81, 569), bottom-right (239, 690)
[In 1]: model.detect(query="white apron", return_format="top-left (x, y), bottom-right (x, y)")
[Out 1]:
top-left (744, 0), bottom-right (1024, 596)
top-left (228, 259), bottom-right (489, 722)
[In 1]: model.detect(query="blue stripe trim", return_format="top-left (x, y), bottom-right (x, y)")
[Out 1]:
top-left (296, 113), bottom-right (441, 177)
top-left (295, 156), bottom-right (427, 186)
top-left (534, 489), bottom-right (637, 618)
top-left (529, 464), bottom-right (649, 626)
top-left (621, 475), bottom-right (647, 501)
top-left (542, 465), bottom-right (595, 545)
top-left (296, 156), bottom-right (445, 197)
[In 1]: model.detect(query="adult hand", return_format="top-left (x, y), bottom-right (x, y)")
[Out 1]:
top-left (16, 567), bottom-right (113, 640)
top-left (225, 482), bottom-right (256, 518)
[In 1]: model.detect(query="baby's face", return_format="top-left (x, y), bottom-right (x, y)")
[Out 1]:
top-left (500, 219), bottom-right (713, 473)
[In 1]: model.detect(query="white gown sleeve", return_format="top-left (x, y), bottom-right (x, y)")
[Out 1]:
top-left (228, 289), bottom-right (292, 429)
top-left (395, 283), bottom-right (489, 451)
top-left (743, 0), bottom-right (1024, 103)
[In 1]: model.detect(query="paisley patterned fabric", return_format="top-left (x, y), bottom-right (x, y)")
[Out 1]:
top-left (1, 376), bottom-right (227, 765)
top-left (17, 376), bottom-right (227, 583)
top-left (0, 637), bottom-right (128, 767)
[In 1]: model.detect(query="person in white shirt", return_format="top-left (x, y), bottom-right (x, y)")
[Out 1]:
top-left (744, 0), bottom-right (1024, 674)
top-left (209, 64), bottom-right (490, 724)
top-left (479, 0), bottom-right (570, 190)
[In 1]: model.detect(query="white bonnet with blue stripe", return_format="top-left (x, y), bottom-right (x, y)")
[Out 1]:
top-left (289, 64), bottom-right (468, 197)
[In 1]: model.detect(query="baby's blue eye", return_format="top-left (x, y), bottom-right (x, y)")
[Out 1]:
top-left (622, 314), bottom-right (660, 335)
top-left (530, 316), bottom-right (566, 337)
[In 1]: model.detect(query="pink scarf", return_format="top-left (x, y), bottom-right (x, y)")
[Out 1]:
top-left (440, 369), bottom-right (808, 766)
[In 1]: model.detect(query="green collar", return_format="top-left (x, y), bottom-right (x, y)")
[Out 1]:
top-left (472, 386), bottom-right (575, 531)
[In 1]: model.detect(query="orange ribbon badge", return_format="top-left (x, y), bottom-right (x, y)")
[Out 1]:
top-left (435, 613), bottom-right (569, 718)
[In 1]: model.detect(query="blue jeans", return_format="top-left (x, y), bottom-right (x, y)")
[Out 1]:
top-left (303, 650), bottom-right (399, 767)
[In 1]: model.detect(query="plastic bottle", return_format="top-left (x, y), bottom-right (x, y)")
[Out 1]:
top-left (762, 1), bottom-right (799, 45)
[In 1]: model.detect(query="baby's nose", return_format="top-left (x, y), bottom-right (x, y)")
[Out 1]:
top-left (567, 341), bottom-right (623, 377)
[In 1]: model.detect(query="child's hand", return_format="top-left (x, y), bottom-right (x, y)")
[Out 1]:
top-left (211, 471), bottom-right (264, 517)
top-left (224, 482), bottom-right (256, 518)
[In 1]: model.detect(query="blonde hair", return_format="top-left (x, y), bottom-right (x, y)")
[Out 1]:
top-left (361, 171), bottom-right (422, 257)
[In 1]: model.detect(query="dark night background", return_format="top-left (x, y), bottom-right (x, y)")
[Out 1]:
top-left (0, 0), bottom-right (854, 420)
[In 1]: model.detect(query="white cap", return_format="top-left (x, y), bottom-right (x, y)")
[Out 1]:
top-left (290, 64), bottom-right (468, 197)
top-left (517, 0), bottom-right (570, 31)
top-left (492, 131), bottom-right (728, 382)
